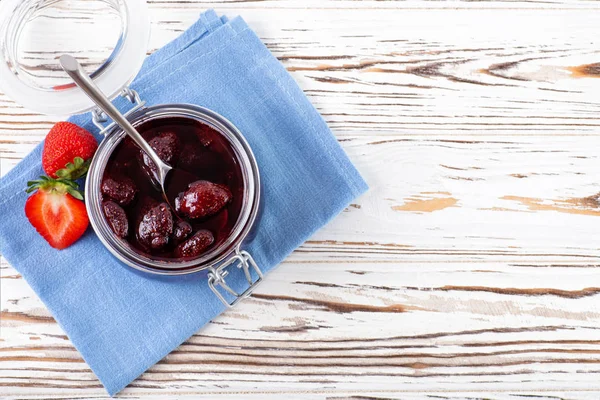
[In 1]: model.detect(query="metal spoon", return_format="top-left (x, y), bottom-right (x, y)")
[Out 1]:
top-left (59, 54), bottom-right (173, 199)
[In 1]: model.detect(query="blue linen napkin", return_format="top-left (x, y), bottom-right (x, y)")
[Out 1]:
top-left (0, 10), bottom-right (367, 395)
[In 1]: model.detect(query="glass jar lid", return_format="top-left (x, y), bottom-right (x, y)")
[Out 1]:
top-left (0, 0), bottom-right (150, 116)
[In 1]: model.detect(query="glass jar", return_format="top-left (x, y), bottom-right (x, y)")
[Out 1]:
top-left (88, 101), bottom-right (264, 307)
top-left (0, 0), bottom-right (264, 307)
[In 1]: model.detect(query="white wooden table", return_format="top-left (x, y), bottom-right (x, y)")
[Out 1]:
top-left (2, 1), bottom-right (600, 399)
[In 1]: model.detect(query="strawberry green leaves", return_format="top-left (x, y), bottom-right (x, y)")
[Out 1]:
top-left (26, 176), bottom-right (84, 200)
top-left (55, 157), bottom-right (91, 181)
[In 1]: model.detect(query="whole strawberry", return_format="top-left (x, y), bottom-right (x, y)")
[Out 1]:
top-left (25, 177), bottom-right (89, 250)
top-left (174, 180), bottom-right (232, 220)
top-left (42, 122), bottom-right (98, 179)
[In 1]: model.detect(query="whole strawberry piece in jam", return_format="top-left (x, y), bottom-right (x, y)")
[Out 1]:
top-left (175, 180), bottom-right (232, 219)
top-left (174, 230), bottom-right (214, 258)
top-left (101, 175), bottom-right (138, 206)
top-left (137, 202), bottom-right (174, 249)
top-left (25, 177), bottom-right (89, 250)
top-left (103, 201), bottom-right (129, 238)
top-left (196, 125), bottom-right (216, 147)
top-left (138, 131), bottom-right (180, 180)
top-left (173, 220), bottom-right (192, 243)
top-left (42, 122), bottom-right (98, 179)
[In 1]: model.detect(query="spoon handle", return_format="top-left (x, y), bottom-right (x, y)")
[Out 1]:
top-left (59, 55), bottom-right (168, 176)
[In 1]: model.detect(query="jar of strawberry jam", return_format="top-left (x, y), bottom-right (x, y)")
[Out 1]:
top-left (0, 0), bottom-right (263, 307)
top-left (87, 103), bottom-right (263, 307)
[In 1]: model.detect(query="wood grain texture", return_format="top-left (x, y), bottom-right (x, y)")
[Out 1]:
top-left (2, 1), bottom-right (600, 399)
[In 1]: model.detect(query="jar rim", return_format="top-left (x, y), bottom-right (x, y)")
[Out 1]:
top-left (86, 104), bottom-right (261, 275)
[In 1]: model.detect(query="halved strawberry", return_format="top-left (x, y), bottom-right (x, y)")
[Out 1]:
top-left (25, 177), bottom-right (89, 250)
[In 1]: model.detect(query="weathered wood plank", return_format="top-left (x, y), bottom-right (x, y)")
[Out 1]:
top-left (147, 0), bottom-right (600, 9)
top-left (3, 255), bottom-right (600, 397)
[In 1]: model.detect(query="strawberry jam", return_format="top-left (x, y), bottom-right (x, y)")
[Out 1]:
top-left (101, 117), bottom-right (244, 260)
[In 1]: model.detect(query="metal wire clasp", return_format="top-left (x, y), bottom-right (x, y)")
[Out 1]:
top-left (92, 88), bottom-right (146, 134)
top-left (208, 250), bottom-right (263, 308)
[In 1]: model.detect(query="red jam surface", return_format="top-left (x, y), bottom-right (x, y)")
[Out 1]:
top-left (101, 117), bottom-right (244, 260)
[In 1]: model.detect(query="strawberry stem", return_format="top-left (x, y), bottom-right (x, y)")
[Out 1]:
top-left (55, 157), bottom-right (91, 180)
